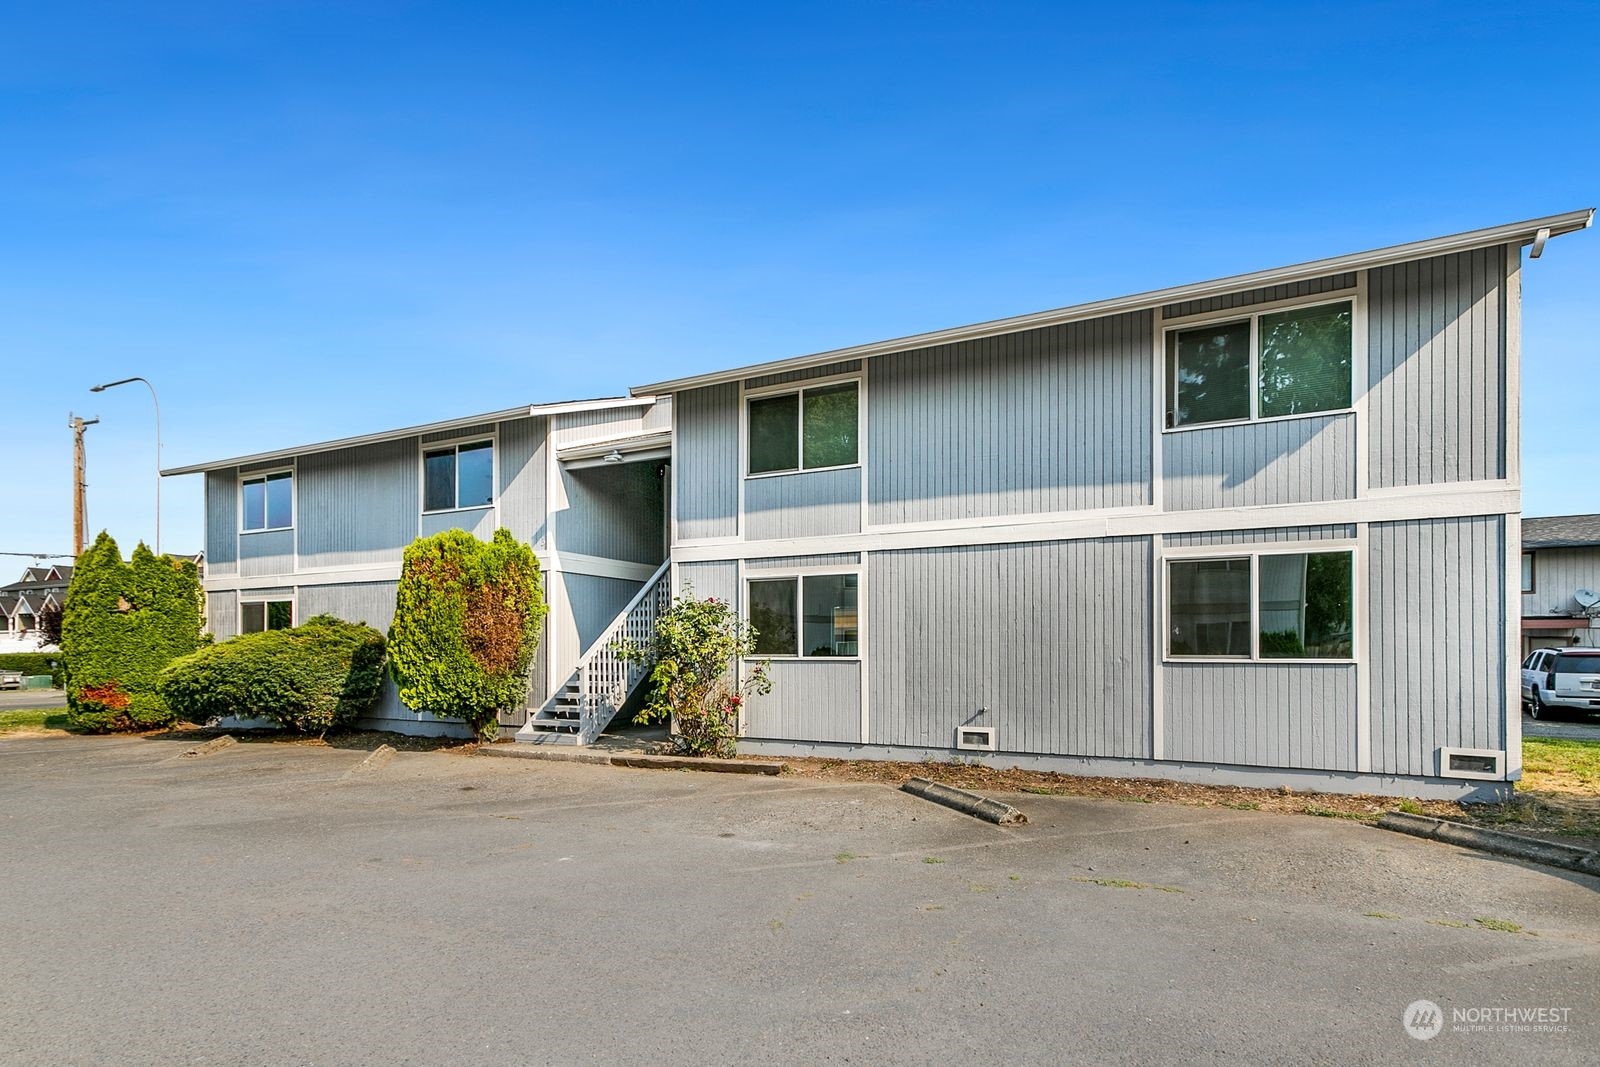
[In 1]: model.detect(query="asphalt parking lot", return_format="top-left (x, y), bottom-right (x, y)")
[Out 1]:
top-left (1, 735), bottom-right (1595, 1066)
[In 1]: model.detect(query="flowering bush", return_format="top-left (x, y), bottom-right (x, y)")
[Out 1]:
top-left (618, 591), bottom-right (771, 758)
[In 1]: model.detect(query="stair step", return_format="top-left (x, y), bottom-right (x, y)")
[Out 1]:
top-left (524, 720), bottom-right (580, 732)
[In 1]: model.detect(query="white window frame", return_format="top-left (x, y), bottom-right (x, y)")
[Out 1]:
top-left (420, 436), bottom-right (498, 515)
top-left (1161, 291), bottom-right (1360, 433)
top-left (743, 376), bottom-right (863, 480)
top-left (238, 467), bottom-right (295, 534)
top-left (1438, 746), bottom-right (1505, 781)
top-left (238, 591), bottom-right (296, 635)
top-left (1162, 543), bottom-right (1359, 665)
top-left (743, 569), bottom-right (862, 661)
top-left (1521, 551), bottom-right (1536, 595)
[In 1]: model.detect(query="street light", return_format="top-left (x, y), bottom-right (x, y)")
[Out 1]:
top-left (89, 376), bottom-right (162, 555)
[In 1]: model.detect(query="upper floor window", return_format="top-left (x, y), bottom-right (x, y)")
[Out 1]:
top-left (748, 573), bottom-right (860, 657)
top-left (423, 441), bottom-right (494, 512)
top-left (1167, 549), bottom-right (1354, 661)
top-left (748, 381), bottom-right (859, 475)
top-left (1521, 551), bottom-right (1535, 594)
top-left (242, 471), bottom-right (293, 532)
top-left (1165, 299), bottom-right (1353, 429)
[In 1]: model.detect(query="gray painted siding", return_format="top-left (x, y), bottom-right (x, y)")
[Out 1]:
top-left (868, 538), bottom-right (1151, 757)
top-left (550, 405), bottom-right (654, 448)
top-left (677, 561), bottom-right (737, 603)
top-left (556, 462), bottom-right (665, 564)
top-left (744, 359), bottom-right (861, 390)
top-left (205, 469), bottom-right (238, 576)
top-left (1523, 545), bottom-right (1600, 617)
top-left (1162, 414), bottom-right (1355, 511)
top-left (497, 417), bottom-right (546, 549)
top-left (206, 592), bottom-right (235, 639)
top-left (745, 468), bottom-right (861, 540)
top-left (1370, 516), bottom-right (1507, 774)
top-left (746, 552), bottom-right (861, 571)
top-left (1163, 664), bottom-right (1357, 771)
top-left (868, 311), bottom-right (1152, 525)
top-left (743, 660), bottom-right (861, 742)
top-left (296, 440), bottom-right (418, 569)
top-left (420, 506), bottom-right (494, 539)
top-left (566, 573), bottom-right (645, 655)
top-left (1161, 273), bottom-right (1357, 319)
top-left (421, 424), bottom-right (494, 445)
top-left (297, 581), bottom-right (398, 632)
top-left (1368, 246), bottom-right (1507, 488)
top-left (239, 530), bottom-right (294, 576)
top-left (1164, 525), bottom-right (1355, 547)
top-left (676, 384), bottom-right (739, 540)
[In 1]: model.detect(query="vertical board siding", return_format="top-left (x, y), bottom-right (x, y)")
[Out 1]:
top-left (1522, 545), bottom-right (1600, 617)
top-left (297, 581), bottom-right (399, 632)
top-left (1162, 414), bottom-right (1355, 511)
top-left (296, 440), bottom-right (419, 569)
top-left (420, 507), bottom-right (494, 540)
top-left (744, 360), bottom-right (861, 390)
top-left (745, 468), bottom-right (862, 540)
top-left (677, 561), bottom-right (737, 603)
top-left (746, 553), bottom-right (861, 571)
top-left (205, 469), bottom-right (238, 575)
top-left (565, 573), bottom-right (646, 656)
top-left (1370, 516), bottom-right (1506, 774)
top-left (1368, 246), bottom-right (1507, 488)
top-left (744, 660), bottom-right (861, 742)
top-left (421, 424), bottom-right (494, 445)
top-left (1162, 664), bottom-right (1357, 770)
top-left (676, 384), bottom-right (739, 540)
top-left (1163, 525), bottom-right (1355, 547)
top-left (238, 530), bottom-right (294, 576)
top-left (206, 592), bottom-right (236, 640)
top-left (556, 462), bottom-right (666, 564)
top-left (1161, 273), bottom-right (1357, 319)
top-left (868, 538), bottom-right (1151, 757)
top-left (549, 404), bottom-right (653, 448)
top-left (497, 417), bottom-right (546, 550)
top-left (868, 310), bottom-right (1152, 525)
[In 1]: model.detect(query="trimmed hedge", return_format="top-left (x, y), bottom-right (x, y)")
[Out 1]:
top-left (158, 615), bottom-right (387, 734)
top-left (0, 653), bottom-right (65, 687)
top-left (61, 532), bottom-right (203, 732)
top-left (388, 528), bottom-right (546, 739)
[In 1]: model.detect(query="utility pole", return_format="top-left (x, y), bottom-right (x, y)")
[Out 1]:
top-left (69, 413), bottom-right (99, 556)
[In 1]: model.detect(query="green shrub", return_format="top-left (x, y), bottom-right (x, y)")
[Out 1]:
top-left (158, 615), bottom-right (387, 734)
top-left (0, 653), bottom-right (66, 687)
top-left (388, 528), bottom-right (547, 739)
top-left (619, 591), bottom-right (771, 758)
top-left (61, 532), bottom-right (202, 732)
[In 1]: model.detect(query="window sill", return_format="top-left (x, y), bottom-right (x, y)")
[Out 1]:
top-left (745, 463), bottom-right (861, 481)
top-left (1162, 407), bottom-right (1355, 435)
top-left (240, 526), bottom-right (293, 535)
top-left (421, 504), bottom-right (495, 516)
top-left (743, 655), bottom-right (862, 663)
top-left (1163, 656), bottom-right (1357, 666)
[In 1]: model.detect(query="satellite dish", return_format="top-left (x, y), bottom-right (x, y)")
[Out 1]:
top-left (1575, 588), bottom-right (1600, 609)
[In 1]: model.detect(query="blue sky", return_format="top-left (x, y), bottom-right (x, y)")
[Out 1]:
top-left (1, 1), bottom-right (1595, 560)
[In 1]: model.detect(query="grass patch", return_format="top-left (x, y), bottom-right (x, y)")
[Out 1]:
top-left (1073, 877), bottom-right (1184, 894)
top-left (1304, 806), bottom-right (1371, 821)
top-left (0, 708), bottom-right (73, 735)
top-left (1362, 911), bottom-right (1401, 920)
top-left (1428, 919), bottom-right (1470, 929)
top-left (922, 857), bottom-right (945, 865)
top-left (834, 852), bottom-right (857, 863)
top-left (1520, 738), bottom-right (1600, 794)
top-left (1395, 799), bottom-right (1424, 815)
top-left (1473, 917), bottom-right (1525, 934)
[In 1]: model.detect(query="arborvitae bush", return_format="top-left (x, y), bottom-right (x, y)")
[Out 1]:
top-left (388, 528), bottom-right (546, 739)
top-left (61, 532), bottom-right (202, 731)
top-left (158, 615), bottom-right (387, 734)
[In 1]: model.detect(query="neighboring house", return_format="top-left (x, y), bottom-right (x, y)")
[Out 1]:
top-left (1520, 514), bottom-right (1600, 656)
top-left (630, 208), bottom-right (1592, 801)
top-left (0, 563), bottom-right (72, 653)
top-left (163, 397), bottom-right (671, 736)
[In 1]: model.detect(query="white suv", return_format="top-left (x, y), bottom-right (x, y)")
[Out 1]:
top-left (1520, 647), bottom-right (1600, 720)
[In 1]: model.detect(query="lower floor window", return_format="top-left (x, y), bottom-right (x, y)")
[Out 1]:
top-left (241, 599), bottom-right (293, 634)
top-left (1168, 549), bottom-right (1353, 661)
top-left (748, 573), bottom-right (859, 657)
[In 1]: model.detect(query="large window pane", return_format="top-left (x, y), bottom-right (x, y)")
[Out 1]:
top-left (240, 602), bottom-right (264, 634)
top-left (265, 472), bottom-right (293, 529)
top-left (423, 449), bottom-right (457, 511)
top-left (748, 579), bottom-right (797, 656)
top-left (1521, 552), bottom-right (1535, 593)
top-left (266, 601), bottom-right (293, 630)
top-left (1258, 551), bottom-right (1352, 659)
top-left (1168, 558), bottom-right (1251, 656)
top-left (801, 574), bottom-right (858, 656)
top-left (1257, 301), bottom-right (1352, 418)
top-left (802, 383), bottom-right (858, 469)
top-left (1170, 321), bottom-right (1250, 427)
top-left (749, 394), bottom-right (799, 474)
top-left (456, 442), bottom-right (494, 507)
top-left (242, 479), bottom-right (266, 531)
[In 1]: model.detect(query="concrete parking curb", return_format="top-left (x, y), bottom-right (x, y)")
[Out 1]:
top-left (1377, 812), bottom-right (1600, 876)
top-left (478, 744), bottom-right (784, 776)
top-left (347, 744), bottom-right (397, 775)
top-left (901, 777), bottom-right (1028, 825)
top-left (175, 735), bottom-right (236, 759)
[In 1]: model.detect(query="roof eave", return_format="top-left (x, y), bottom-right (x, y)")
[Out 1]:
top-left (629, 208), bottom-right (1594, 396)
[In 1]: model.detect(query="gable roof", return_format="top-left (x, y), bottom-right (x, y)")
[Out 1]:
top-left (1523, 514), bottom-right (1600, 549)
top-left (630, 208), bottom-right (1593, 395)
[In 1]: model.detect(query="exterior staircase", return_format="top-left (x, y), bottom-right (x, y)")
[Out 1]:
top-left (514, 560), bottom-right (670, 746)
